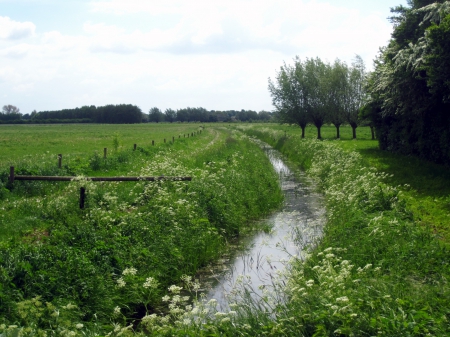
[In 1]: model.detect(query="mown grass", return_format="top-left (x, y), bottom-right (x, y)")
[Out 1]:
top-left (0, 125), bottom-right (284, 335)
top-left (0, 123), bottom-right (203, 166)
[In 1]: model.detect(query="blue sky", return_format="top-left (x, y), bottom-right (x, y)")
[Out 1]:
top-left (0, 0), bottom-right (407, 114)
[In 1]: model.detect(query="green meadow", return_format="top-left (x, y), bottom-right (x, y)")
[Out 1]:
top-left (0, 123), bottom-right (204, 166)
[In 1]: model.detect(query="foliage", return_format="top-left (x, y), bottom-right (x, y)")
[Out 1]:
top-left (0, 105), bottom-right (21, 122)
top-left (32, 104), bottom-right (143, 124)
top-left (148, 107), bottom-right (164, 123)
top-left (268, 56), bottom-right (367, 139)
top-left (367, 0), bottom-right (450, 164)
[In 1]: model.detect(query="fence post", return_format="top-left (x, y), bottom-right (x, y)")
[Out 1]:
top-left (80, 187), bottom-right (86, 209)
top-left (9, 166), bottom-right (14, 184)
top-left (152, 140), bottom-right (154, 146)
top-left (104, 148), bottom-right (107, 159)
top-left (164, 138), bottom-right (166, 143)
top-left (58, 154), bottom-right (62, 168)
top-left (134, 144), bottom-right (137, 151)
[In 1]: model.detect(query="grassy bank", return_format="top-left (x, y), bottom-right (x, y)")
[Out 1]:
top-left (231, 125), bottom-right (450, 336)
top-left (261, 123), bottom-right (450, 242)
top-left (0, 126), bottom-right (283, 335)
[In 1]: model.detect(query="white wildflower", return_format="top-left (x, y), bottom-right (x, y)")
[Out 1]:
top-left (117, 277), bottom-right (126, 288)
top-left (143, 277), bottom-right (158, 289)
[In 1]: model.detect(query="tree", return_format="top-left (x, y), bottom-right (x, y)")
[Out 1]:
top-left (268, 60), bottom-right (310, 138)
top-left (304, 57), bottom-right (329, 139)
top-left (344, 55), bottom-right (367, 139)
top-left (2, 105), bottom-right (20, 114)
top-left (164, 108), bottom-right (176, 123)
top-left (258, 110), bottom-right (272, 121)
top-left (0, 105), bottom-right (22, 121)
top-left (148, 107), bottom-right (164, 123)
top-left (326, 60), bottom-right (348, 139)
top-left (367, 0), bottom-right (450, 164)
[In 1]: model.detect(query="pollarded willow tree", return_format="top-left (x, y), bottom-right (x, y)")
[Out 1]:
top-left (324, 59), bottom-right (348, 139)
top-left (268, 60), bottom-right (309, 138)
top-left (269, 56), bottom-right (367, 139)
top-left (345, 55), bottom-right (367, 139)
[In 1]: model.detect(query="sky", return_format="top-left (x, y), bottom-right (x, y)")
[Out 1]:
top-left (0, 0), bottom-right (408, 114)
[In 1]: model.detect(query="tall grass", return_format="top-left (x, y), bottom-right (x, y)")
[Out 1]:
top-left (0, 127), bottom-right (283, 335)
top-left (223, 126), bottom-right (450, 336)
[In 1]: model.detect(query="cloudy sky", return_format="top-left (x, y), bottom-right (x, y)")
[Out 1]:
top-left (1, 0), bottom-right (407, 114)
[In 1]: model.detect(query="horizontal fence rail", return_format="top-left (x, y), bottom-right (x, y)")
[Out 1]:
top-left (11, 175), bottom-right (192, 182)
top-left (9, 166), bottom-right (192, 209)
top-left (9, 168), bottom-right (191, 184)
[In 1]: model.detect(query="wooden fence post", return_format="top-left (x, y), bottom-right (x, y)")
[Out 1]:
top-left (9, 166), bottom-right (14, 184)
top-left (58, 154), bottom-right (62, 168)
top-left (152, 140), bottom-right (154, 146)
top-left (134, 144), bottom-right (137, 151)
top-left (80, 187), bottom-right (86, 209)
top-left (104, 148), bottom-right (107, 159)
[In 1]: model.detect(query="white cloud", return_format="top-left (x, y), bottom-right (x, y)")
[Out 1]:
top-left (86, 0), bottom-right (391, 64)
top-left (0, 0), bottom-right (396, 112)
top-left (0, 44), bottom-right (31, 58)
top-left (0, 16), bottom-right (35, 40)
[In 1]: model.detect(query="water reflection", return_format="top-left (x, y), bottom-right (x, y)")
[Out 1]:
top-left (203, 142), bottom-right (325, 310)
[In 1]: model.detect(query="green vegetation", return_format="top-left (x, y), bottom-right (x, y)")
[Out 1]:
top-left (366, 0), bottom-right (450, 165)
top-left (229, 125), bottom-right (450, 336)
top-left (263, 123), bottom-right (450, 242)
top-left (1, 123), bottom-right (449, 336)
top-left (268, 55), bottom-right (366, 140)
top-left (1, 104), bottom-right (274, 124)
top-left (0, 123), bottom-right (203, 165)
top-left (0, 124), bottom-right (283, 335)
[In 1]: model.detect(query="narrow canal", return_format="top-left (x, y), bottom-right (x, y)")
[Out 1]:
top-left (204, 142), bottom-right (325, 310)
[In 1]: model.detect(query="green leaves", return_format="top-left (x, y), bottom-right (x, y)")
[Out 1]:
top-left (269, 56), bottom-right (367, 139)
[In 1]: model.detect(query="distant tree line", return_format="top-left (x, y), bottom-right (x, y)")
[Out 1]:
top-left (268, 56), bottom-right (367, 139)
top-left (0, 105), bottom-right (273, 124)
top-left (31, 104), bottom-right (143, 124)
top-left (365, 0), bottom-right (450, 164)
top-left (147, 107), bottom-right (273, 123)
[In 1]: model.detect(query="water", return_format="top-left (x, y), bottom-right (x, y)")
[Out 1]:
top-left (202, 142), bottom-right (325, 310)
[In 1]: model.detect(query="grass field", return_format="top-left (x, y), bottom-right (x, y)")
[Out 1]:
top-left (0, 123), bottom-right (204, 167)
